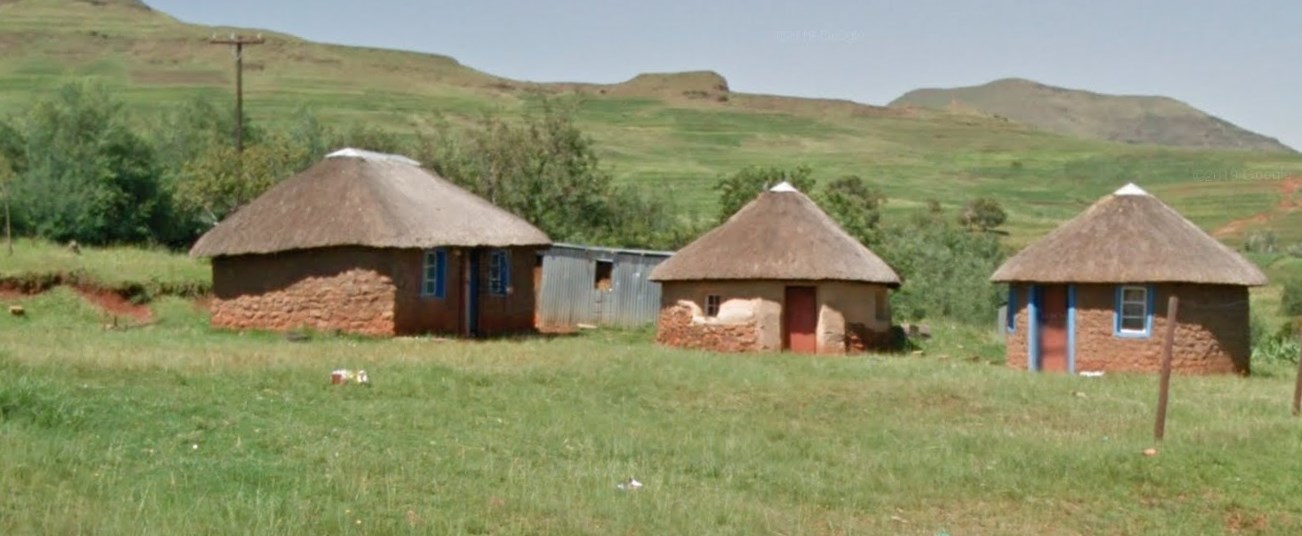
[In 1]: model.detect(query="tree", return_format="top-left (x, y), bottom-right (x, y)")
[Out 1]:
top-left (11, 81), bottom-right (165, 244)
top-left (420, 97), bottom-right (620, 242)
top-left (880, 205), bottom-right (1007, 323)
top-left (818, 175), bottom-right (886, 247)
top-left (958, 197), bottom-right (1007, 231)
top-left (713, 165), bottom-right (815, 223)
top-left (173, 132), bottom-right (311, 227)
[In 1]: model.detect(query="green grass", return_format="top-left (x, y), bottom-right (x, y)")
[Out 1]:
top-left (3, 288), bottom-right (1302, 534)
top-left (0, 238), bottom-right (210, 295)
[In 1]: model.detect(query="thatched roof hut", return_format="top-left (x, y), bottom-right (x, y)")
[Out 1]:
top-left (994, 183), bottom-right (1265, 376)
top-left (651, 183), bottom-right (899, 355)
top-left (650, 183), bottom-right (900, 285)
top-left (192, 148), bottom-right (550, 338)
top-left (991, 183), bottom-right (1266, 286)
top-left (190, 148), bottom-right (549, 258)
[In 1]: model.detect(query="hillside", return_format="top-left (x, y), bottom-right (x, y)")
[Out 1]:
top-left (1, 0), bottom-right (1301, 246)
top-left (890, 78), bottom-right (1294, 153)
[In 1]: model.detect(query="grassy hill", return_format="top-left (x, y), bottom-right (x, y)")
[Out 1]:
top-left (1, 0), bottom-right (1301, 247)
top-left (890, 78), bottom-right (1294, 153)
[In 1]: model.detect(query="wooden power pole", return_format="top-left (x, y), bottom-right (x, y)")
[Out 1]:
top-left (209, 33), bottom-right (265, 152)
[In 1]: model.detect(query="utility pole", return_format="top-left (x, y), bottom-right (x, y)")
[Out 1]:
top-left (209, 33), bottom-right (265, 152)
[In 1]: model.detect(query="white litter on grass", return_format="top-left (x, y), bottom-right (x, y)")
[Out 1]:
top-left (616, 478), bottom-right (643, 491)
top-left (1080, 371), bottom-right (1105, 378)
top-left (331, 369), bottom-right (372, 386)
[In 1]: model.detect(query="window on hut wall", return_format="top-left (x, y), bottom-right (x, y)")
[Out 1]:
top-left (1114, 285), bottom-right (1152, 337)
top-left (593, 259), bottom-right (614, 291)
top-left (489, 249), bottom-right (511, 296)
top-left (705, 294), bottom-right (721, 317)
top-left (422, 249), bottom-right (447, 298)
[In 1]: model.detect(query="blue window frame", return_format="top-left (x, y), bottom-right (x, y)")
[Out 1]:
top-left (422, 249), bottom-right (447, 298)
top-left (1006, 285), bottom-right (1018, 332)
top-left (488, 249), bottom-right (511, 296)
top-left (1113, 285), bottom-right (1154, 338)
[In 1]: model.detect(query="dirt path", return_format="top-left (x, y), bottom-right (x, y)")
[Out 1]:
top-left (1211, 176), bottom-right (1302, 239)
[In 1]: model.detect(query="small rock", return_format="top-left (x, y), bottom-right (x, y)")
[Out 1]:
top-left (1143, 447), bottom-right (1158, 457)
top-left (8, 305), bottom-right (24, 316)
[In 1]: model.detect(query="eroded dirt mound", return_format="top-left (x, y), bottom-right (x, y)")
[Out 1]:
top-left (71, 286), bottom-right (152, 322)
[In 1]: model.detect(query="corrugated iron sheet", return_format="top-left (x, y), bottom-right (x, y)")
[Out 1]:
top-left (537, 244), bottom-right (672, 329)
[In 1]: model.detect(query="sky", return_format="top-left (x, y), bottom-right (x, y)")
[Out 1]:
top-left (148, 0), bottom-right (1302, 149)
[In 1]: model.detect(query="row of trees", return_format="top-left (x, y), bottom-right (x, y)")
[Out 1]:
top-left (0, 79), bottom-right (1010, 325)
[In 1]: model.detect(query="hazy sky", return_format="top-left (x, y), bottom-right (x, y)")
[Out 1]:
top-left (148, 0), bottom-right (1302, 149)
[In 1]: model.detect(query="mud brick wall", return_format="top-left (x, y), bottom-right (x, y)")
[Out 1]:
top-left (1005, 283), bottom-right (1250, 375)
top-left (210, 247), bottom-right (399, 336)
top-left (655, 303), bottom-right (761, 352)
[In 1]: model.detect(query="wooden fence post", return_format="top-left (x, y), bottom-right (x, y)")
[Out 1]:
top-left (1154, 295), bottom-right (1178, 441)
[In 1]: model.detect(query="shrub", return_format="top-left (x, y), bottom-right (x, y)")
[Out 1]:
top-left (1282, 278), bottom-right (1302, 317)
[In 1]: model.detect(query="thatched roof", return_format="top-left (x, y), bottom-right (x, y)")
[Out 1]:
top-left (991, 183), bottom-right (1267, 286)
top-left (190, 148), bottom-right (550, 257)
top-left (650, 182), bottom-right (901, 285)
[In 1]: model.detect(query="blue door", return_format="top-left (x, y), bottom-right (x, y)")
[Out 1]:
top-left (466, 251), bottom-right (480, 336)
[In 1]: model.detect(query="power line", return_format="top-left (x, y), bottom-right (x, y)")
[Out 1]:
top-left (208, 33), bottom-right (265, 153)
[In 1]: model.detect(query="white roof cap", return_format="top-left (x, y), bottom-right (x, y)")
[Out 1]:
top-left (1114, 183), bottom-right (1150, 196)
top-left (326, 147), bottom-right (421, 166)
top-left (769, 181), bottom-right (799, 193)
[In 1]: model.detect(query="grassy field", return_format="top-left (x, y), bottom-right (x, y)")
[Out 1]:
top-left (3, 287), bottom-right (1302, 534)
top-left (0, 238), bottom-right (209, 296)
top-left (2, 0), bottom-right (1302, 244)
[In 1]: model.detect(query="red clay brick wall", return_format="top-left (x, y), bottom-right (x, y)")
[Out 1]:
top-left (210, 247), bottom-right (399, 336)
top-left (655, 302), bottom-right (761, 352)
top-left (391, 249), bottom-right (463, 335)
top-left (1004, 283), bottom-right (1250, 374)
top-left (1074, 283), bottom-right (1249, 375)
top-left (474, 246), bottom-right (540, 336)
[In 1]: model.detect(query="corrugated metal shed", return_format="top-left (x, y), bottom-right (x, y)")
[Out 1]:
top-left (536, 243), bottom-right (673, 329)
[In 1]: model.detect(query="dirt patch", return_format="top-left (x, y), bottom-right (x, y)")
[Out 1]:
top-left (1211, 176), bottom-right (1302, 238)
top-left (71, 287), bottom-right (152, 322)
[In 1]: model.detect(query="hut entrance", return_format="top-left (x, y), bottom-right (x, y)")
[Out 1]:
top-left (463, 252), bottom-right (481, 336)
top-left (1037, 285), bottom-right (1069, 372)
top-left (783, 286), bottom-right (818, 353)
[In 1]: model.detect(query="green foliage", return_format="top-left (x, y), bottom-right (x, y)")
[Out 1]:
top-left (957, 197), bottom-right (1007, 231)
top-left (817, 175), bottom-right (886, 247)
top-left (713, 165), bottom-right (815, 223)
top-left (9, 81), bottom-right (168, 245)
top-left (172, 133), bottom-right (312, 227)
top-left (1243, 230), bottom-right (1278, 254)
top-left (1251, 309), bottom-right (1300, 365)
top-left (1282, 277), bottom-right (1302, 317)
top-left (879, 206), bottom-right (1007, 324)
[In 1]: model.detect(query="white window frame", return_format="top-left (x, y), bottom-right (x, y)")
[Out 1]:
top-left (1115, 285), bottom-right (1151, 337)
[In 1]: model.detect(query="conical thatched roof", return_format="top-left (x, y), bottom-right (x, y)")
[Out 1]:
top-left (991, 183), bottom-right (1266, 286)
top-left (650, 183), bottom-right (900, 285)
top-left (190, 148), bottom-right (550, 257)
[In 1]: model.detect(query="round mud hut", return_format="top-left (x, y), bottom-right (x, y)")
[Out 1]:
top-left (649, 182), bottom-right (901, 354)
top-left (991, 183), bottom-right (1267, 375)
top-left (190, 148), bottom-right (551, 337)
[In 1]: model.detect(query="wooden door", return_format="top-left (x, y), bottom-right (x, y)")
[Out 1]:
top-left (1038, 285), bottom-right (1068, 372)
top-left (783, 286), bottom-right (818, 354)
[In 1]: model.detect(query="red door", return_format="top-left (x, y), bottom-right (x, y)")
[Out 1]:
top-left (784, 286), bottom-right (818, 354)
top-left (1039, 285), bottom-right (1068, 372)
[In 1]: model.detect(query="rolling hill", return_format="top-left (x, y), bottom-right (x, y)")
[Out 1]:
top-left (1, 0), bottom-right (1301, 249)
top-left (890, 78), bottom-right (1293, 153)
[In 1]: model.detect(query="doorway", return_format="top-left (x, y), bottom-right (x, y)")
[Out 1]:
top-left (783, 286), bottom-right (818, 354)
